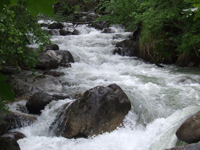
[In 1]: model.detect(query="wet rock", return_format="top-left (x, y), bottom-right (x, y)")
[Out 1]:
top-left (86, 13), bottom-right (99, 22)
top-left (176, 110), bottom-right (200, 143)
top-left (114, 40), bottom-right (139, 56)
top-left (1, 111), bottom-right (37, 129)
top-left (50, 83), bottom-right (131, 138)
top-left (102, 28), bottom-right (114, 33)
top-left (45, 50), bottom-right (62, 64)
top-left (2, 131), bottom-right (26, 141)
top-left (26, 47), bottom-right (73, 72)
top-left (9, 72), bottom-right (65, 98)
top-left (16, 104), bottom-right (28, 114)
top-left (59, 29), bottom-right (73, 36)
top-left (40, 23), bottom-right (48, 27)
top-left (91, 21), bottom-right (109, 30)
top-left (0, 66), bottom-right (20, 75)
top-left (0, 137), bottom-right (20, 150)
top-left (176, 53), bottom-right (200, 67)
top-left (48, 22), bottom-right (64, 29)
top-left (56, 50), bottom-right (75, 65)
top-left (26, 91), bottom-right (70, 114)
top-left (165, 143), bottom-right (200, 150)
top-left (0, 119), bottom-right (10, 135)
top-left (43, 70), bottom-right (65, 77)
top-left (44, 44), bottom-right (59, 51)
top-left (45, 29), bottom-right (60, 36)
top-left (36, 53), bottom-right (60, 70)
top-left (9, 78), bottom-right (39, 97)
top-left (72, 29), bottom-right (79, 35)
top-left (33, 75), bottom-right (63, 92)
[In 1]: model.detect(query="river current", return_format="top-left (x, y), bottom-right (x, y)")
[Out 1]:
top-left (10, 22), bottom-right (200, 150)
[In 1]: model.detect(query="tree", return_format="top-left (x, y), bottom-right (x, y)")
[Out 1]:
top-left (96, 0), bottom-right (200, 64)
top-left (0, 0), bottom-right (57, 112)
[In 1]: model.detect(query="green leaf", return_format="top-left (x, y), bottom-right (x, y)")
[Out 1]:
top-left (0, 0), bottom-right (11, 11)
top-left (0, 73), bottom-right (14, 101)
top-left (0, 73), bottom-right (8, 82)
top-left (10, 0), bottom-right (18, 5)
top-left (0, 82), bottom-right (14, 101)
top-left (25, 0), bottom-right (57, 17)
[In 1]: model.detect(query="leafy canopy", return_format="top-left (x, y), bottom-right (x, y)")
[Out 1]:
top-left (0, 0), bottom-right (57, 112)
top-left (0, 0), bottom-right (57, 17)
top-left (96, 0), bottom-right (200, 63)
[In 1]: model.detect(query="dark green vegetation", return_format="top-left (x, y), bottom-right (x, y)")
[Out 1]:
top-left (96, 0), bottom-right (200, 65)
top-left (0, 0), bottom-right (57, 112)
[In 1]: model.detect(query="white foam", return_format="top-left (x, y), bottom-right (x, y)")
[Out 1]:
top-left (14, 23), bottom-right (200, 150)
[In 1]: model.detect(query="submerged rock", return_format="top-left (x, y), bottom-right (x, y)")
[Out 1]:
top-left (1, 111), bottom-right (37, 129)
top-left (33, 75), bottom-right (63, 92)
top-left (2, 131), bottom-right (26, 141)
top-left (50, 83), bottom-right (131, 138)
top-left (26, 91), bottom-right (70, 114)
top-left (165, 143), bottom-right (200, 150)
top-left (176, 110), bottom-right (200, 144)
top-left (43, 70), bottom-right (65, 77)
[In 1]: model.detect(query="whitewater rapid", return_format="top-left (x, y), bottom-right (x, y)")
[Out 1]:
top-left (10, 23), bottom-right (200, 150)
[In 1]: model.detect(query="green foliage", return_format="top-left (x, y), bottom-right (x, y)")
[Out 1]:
top-left (192, 0), bottom-right (200, 20)
top-left (0, 0), bottom-right (57, 17)
top-left (0, 73), bottom-right (14, 112)
top-left (0, 73), bottom-right (14, 101)
top-left (0, 0), bottom-right (56, 113)
top-left (97, 0), bottom-right (200, 63)
top-left (0, 3), bottom-right (51, 70)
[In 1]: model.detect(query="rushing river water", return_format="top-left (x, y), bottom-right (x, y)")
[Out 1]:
top-left (10, 23), bottom-right (200, 150)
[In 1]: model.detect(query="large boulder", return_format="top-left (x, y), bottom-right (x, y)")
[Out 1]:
top-left (165, 143), bottom-right (200, 150)
top-left (0, 137), bottom-right (20, 150)
top-left (36, 49), bottom-right (75, 70)
top-left (0, 119), bottom-right (10, 135)
top-left (50, 83), bottom-right (131, 138)
top-left (9, 78), bottom-right (39, 97)
top-left (33, 75), bottom-right (63, 92)
top-left (114, 39), bottom-right (177, 65)
top-left (2, 131), bottom-right (26, 141)
top-left (114, 40), bottom-right (139, 57)
top-left (26, 91), bottom-right (70, 114)
top-left (48, 22), bottom-right (64, 29)
top-left (1, 111), bottom-right (37, 129)
top-left (59, 29), bottom-right (73, 36)
top-left (9, 73), bottom-right (64, 98)
top-left (36, 52), bottom-right (60, 70)
top-left (55, 50), bottom-right (74, 66)
top-left (44, 44), bottom-right (59, 51)
top-left (176, 110), bottom-right (200, 144)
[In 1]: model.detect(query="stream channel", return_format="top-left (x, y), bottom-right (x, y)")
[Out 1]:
top-left (9, 21), bottom-right (200, 150)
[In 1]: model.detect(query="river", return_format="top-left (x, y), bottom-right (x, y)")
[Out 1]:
top-left (10, 23), bottom-right (200, 150)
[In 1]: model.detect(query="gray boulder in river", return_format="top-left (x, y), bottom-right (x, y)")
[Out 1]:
top-left (26, 91), bottom-right (70, 114)
top-left (165, 142), bottom-right (200, 150)
top-left (176, 110), bottom-right (200, 144)
top-left (50, 83), bottom-right (131, 138)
